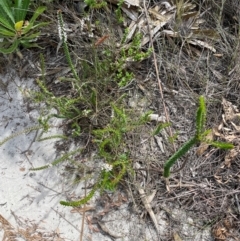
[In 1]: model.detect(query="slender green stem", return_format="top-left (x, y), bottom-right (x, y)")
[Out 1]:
top-left (60, 182), bottom-right (99, 207)
top-left (163, 95), bottom-right (233, 178)
top-left (163, 137), bottom-right (197, 178)
top-left (0, 126), bottom-right (41, 147)
top-left (196, 96), bottom-right (206, 140)
top-left (30, 147), bottom-right (83, 171)
top-left (57, 10), bottom-right (80, 83)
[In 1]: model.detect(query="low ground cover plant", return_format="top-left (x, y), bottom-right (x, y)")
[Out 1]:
top-left (24, 9), bottom-right (153, 206)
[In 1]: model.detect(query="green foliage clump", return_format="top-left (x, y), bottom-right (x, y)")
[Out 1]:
top-left (113, 31), bottom-right (152, 87)
top-left (24, 10), bottom-right (153, 207)
top-left (59, 105), bottom-right (151, 207)
top-left (115, 0), bottom-right (125, 23)
top-left (0, 0), bottom-right (48, 53)
top-left (84, 0), bottom-right (107, 9)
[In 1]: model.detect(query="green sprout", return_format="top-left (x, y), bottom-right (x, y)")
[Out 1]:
top-left (163, 96), bottom-right (234, 178)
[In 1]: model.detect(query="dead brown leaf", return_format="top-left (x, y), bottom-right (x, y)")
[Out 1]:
top-left (212, 226), bottom-right (228, 241)
top-left (212, 98), bottom-right (240, 168)
top-left (196, 131), bottom-right (214, 156)
top-left (222, 98), bottom-right (240, 122)
top-left (86, 216), bottom-right (100, 233)
top-left (173, 232), bottom-right (183, 241)
top-left (70, 206), bottom-right (95, 213)
top-left (224, 147), bottom-right (239, 168)
top-left (138, 187), bottom-right (159, 237)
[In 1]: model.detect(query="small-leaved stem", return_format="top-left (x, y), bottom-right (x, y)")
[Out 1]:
top-left (163, 136), bottom-right (197, 178)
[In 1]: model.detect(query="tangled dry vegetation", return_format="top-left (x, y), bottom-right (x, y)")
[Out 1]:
top-left (1, 0), bottom-right (240, 240)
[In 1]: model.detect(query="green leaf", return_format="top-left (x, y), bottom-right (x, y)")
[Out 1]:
top-left (20, 41), bottom-right (41, 49)
top-left (22, 7), bottom-right (47, 34)
top-left (21, 31), bottom-right (40, 40)
top-left (152, 122), bottom-right (170, 136)
top-left (209, 141), bottom-right (234, 150)
top-left (29, 6), bottom-right (46, 25)
top-left (26, 21), bottom-right (49, 31)
top-left (0, 26), bottom-right (15, 37)
top-left (90, 88), bottom-right (97, 107)
top-left (0, 18), bottom-right (15, 32)
top-left (13, 0), bottom-right (30, 22)
top-left (0, 39), bottom-right (19, 54)
top-left (0, 0), bottom-right (15, 29)
top-left (0, 2), bottom-right (15, 31)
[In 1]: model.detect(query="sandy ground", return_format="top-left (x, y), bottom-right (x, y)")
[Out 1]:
top-left (0, 70), bottom-right (81, 240)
